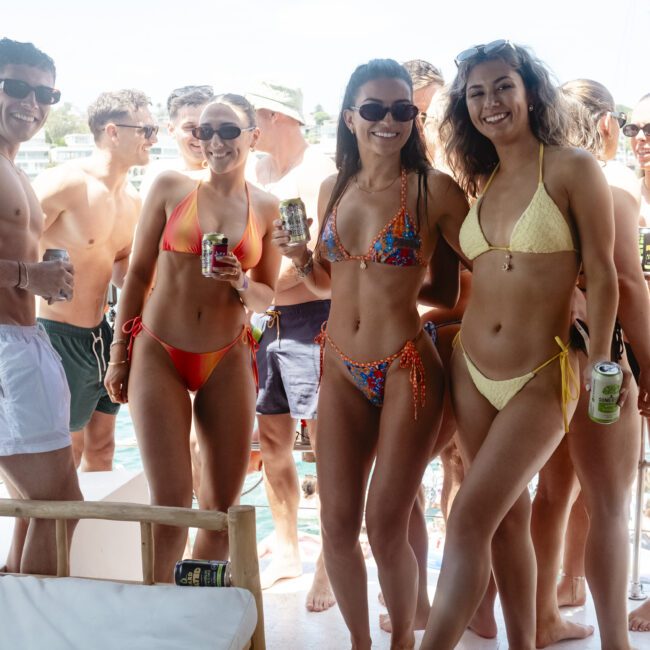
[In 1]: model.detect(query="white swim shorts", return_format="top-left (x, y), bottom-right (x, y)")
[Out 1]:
top-left (0, 324), bottom-right (71, 455)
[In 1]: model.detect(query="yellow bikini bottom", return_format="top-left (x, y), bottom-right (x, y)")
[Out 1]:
top-left (454, 333), bottom-right (579, 432)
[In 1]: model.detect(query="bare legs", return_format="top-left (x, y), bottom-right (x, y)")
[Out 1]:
top-left (71, 410), bottom-right (116, 471)
top-left (318, 336), bottom-right (443, 649)
top-left (0, 446), bottom-right (82, 575)
top-left (421, 347), bottom-right (577, 650)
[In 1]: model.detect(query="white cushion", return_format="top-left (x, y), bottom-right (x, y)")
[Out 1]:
top-left (0, 575), bottom-right (256, 649)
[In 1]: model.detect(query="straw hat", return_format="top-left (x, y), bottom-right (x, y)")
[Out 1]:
top-left (246, 82), bottom-right (305, 125)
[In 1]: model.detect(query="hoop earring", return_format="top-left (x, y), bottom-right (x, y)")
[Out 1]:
top-left (201, 160), bottom-right (208, 169)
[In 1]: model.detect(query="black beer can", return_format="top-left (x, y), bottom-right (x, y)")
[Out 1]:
top-left (174, 559), bottom-right (231, 587)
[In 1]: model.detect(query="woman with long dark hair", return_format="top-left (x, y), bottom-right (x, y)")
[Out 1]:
top-left (420, 42), bottom-right (622, 649)
top-left (274, 58), bottom-right (467, 649)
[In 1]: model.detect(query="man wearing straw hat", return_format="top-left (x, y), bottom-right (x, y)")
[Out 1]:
top-left (246, 81), bottom-right (336, 612)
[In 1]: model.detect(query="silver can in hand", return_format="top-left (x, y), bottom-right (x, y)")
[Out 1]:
top-left (588, 361), bottom-right (623, 424)
top-left (279, 198), bottom-right (310, 245)
top-left (42, 248), bottom-right (71, 303)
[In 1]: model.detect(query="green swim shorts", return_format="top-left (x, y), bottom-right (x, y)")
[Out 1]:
top-left (38, 317), bottom-right (120, 431)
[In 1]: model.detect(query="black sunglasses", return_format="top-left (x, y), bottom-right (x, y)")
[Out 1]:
top-left (609, 111), bottom-right (627, 128)
top-left (0, 78), bottom-right (61, 105)
top-left (115, 124), bottom-right (159, 139)
top-left (622, 123), bottom-right (650, 138)
top-left (349, 102), bottom-right (419, 123)
top-left (192, 125), bottom-right (256, 140)
top-left (454, 39), bottom-right (514, 67)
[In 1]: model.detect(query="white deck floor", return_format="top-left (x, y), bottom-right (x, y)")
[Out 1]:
top-left (262, 558), bottom-right (650, 649)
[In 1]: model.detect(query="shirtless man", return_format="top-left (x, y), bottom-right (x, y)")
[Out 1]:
top-left (245, 82), bottom-right (336, 611)
top-left (138, 84), bottom-right (213, 199)
top-left (33, 89), bottom-right (156, 470)
top-left (0, 37), bottom-right (82, 575)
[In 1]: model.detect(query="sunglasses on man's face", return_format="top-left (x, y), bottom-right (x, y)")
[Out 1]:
top-left (191, 124), bottom-right (256, 141)
top-left (609, 111), bottom-right (627, 129)
top-left (349, 102), bottom-right (419, 123)
top-left (0, 78), bottom-right (61, 105)
top-left (115, 124), bottom-right (159, 139)
top-left (454, 39), bottom-right (514, 67)
top-left (622, 123), bottom-right (650, 138)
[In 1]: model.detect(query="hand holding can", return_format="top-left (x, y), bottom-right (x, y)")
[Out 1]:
top-left (279, 198), bottom-right (310, 246)
top-left (42, 248), bottom-right (74, 303)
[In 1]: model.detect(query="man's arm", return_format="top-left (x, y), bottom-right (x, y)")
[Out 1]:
top-left (31, 166), bottom-right (76, 232)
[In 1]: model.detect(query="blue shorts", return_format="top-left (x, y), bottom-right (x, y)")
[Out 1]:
top-left (252, 300), bottom-right (330, 419)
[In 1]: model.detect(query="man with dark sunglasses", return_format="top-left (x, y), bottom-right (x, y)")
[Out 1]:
top-left (0, 37), bottom-right (82, 576)
top-left (245, 82), bottom-right (336, 613)
top-left (139, 84), bottom-right (214, 199)
top-left (32, 89), bottom-right (154, 473)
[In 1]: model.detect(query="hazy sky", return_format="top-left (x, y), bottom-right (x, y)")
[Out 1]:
top-left (3, 0), bottom-right (648, 119)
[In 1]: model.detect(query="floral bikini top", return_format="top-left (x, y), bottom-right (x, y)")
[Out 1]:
top-left (318, 170), bottom-right (426, 269)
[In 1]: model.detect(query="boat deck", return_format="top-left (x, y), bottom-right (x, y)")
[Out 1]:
top-left (262, 557), bottom-right (650, 649)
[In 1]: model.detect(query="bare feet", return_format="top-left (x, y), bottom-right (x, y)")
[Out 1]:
top-left (536, 615), bottom-right (594, 647)
top-left (467, 596), bottom-right (497, 639)
top-left (305, 553), bottom-right (335, 612)
top-left (557, 574), bottom-right (586, 607)
top-left (260, 554), bottom-right (302, 590)
top-left (629, 599), bottom-right (650, 632)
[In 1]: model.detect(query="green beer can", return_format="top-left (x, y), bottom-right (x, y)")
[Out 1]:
top-left (588, 361), bottom-right (623, 424)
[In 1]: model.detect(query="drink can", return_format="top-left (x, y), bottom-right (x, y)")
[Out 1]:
top-left (43, 248), bottom-right (70, 262)
top-left (279, 198), bottom-right (310, 245)
top-left (42, 249), bottom-right (71, 303)
top-left (211, 236), bottom-right (229, 269)
top-left (639, 227), bottom-right (650, 273)
top-left (174, 559), bottom-right (231, 587)
top-left (588, 361), bottom-right (623, 424)
top-left (201, 233), bottom-right (224, 277)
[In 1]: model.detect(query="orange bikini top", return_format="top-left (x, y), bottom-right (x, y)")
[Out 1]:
top-left (161, 182), bottom-right (263, 271)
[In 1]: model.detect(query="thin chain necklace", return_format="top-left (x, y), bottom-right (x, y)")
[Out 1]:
top-left (0, 150), bottom-right (20, 175)
top-left (354, 173), bottom-right (399, 194)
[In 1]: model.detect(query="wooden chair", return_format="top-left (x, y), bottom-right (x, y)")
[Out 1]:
top-left (0, 499), bottom-right (265, 649)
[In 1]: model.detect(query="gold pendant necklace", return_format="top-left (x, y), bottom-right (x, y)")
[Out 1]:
top-left (502, 252), bottom-right (513, 271)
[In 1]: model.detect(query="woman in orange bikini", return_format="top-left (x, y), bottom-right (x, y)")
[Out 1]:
top-left (420, 42), bottom-right (623, 650)
top-left (274, 59), bottom-right (468, 650)
top-left (104, 94), bottom-right (280, 581)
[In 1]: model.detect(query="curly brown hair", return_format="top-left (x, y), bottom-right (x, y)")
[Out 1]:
top-left (441, 43), bottom-right (569, 198)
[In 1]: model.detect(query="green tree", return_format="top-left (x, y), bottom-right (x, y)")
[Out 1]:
top-left (312, 104), bottom-right (330, 126)
top-left (44, 103), bottom-right (89, 146)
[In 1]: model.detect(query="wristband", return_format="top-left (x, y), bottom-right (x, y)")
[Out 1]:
top-left (16, 261), bottom-right (29, 290)
top-left (236, 275), bottom-right (249, 292)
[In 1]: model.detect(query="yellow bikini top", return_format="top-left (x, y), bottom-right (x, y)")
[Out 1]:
top-left (459, 143), bottom-right (577, 263)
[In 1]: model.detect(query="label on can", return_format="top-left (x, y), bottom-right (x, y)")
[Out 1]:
top-left (588, 361), bottom-right (623, 424)
top-left (42, 249), bottom-right (71, 303)
top-left (202, 233), bottom-right (224, 277)
top-left (42, 248), bottom-right (70, 262)
top-left (211, 237), bottom-right (229, 269)
top-left (639, 227), bottom-right (650, 273)
top-left (174, 559), bottom-right (231, 587)
top-left (279, 198), bottom-right (310, 245)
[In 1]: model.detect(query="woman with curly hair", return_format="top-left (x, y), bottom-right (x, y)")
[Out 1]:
top-left (421, 42), bottom-right (622, 650)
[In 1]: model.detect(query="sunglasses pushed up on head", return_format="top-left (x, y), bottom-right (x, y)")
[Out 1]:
top-left (454, 39), bottom-right (515, 67)
top-left (349, 102), bottom-right (419, 123)
top-left (192, 125), bottom-right (256, 140)
top-left (0, 78), bottom-right (61, 105)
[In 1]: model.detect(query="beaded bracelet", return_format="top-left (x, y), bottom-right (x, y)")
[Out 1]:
top-left (236, 274), bottom-right (249, 292)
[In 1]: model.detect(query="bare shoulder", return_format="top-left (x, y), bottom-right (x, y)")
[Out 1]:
top-left (32, 159), bottom-right (88, 198)
top-left (319, 173), bottom-right (338, 198)
top-left (547, 145), bottom-right (598, 176)
top-left (603, 161), bottom-right (640, 199)
top-left (148, 169), bottom-right (194, 201)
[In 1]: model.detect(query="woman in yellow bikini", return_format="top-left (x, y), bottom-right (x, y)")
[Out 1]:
top-left (421, 42), bottom-right (621, 650)
top-left (274, 59), bottom-right (468, 650)
top-left (104, 95), bottom-right (280, 582)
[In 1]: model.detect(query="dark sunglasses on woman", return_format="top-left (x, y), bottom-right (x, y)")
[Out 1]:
top-left (622, 123), bottom-right (650, 138)
top-left (192, 125), bottom-right (256, 140)
top-left (0, 78), bottom-right (61, 105)
top-left (349, 102), bottom-right (419, 123)
top-left (454, 39), bottom-right (515, 67)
